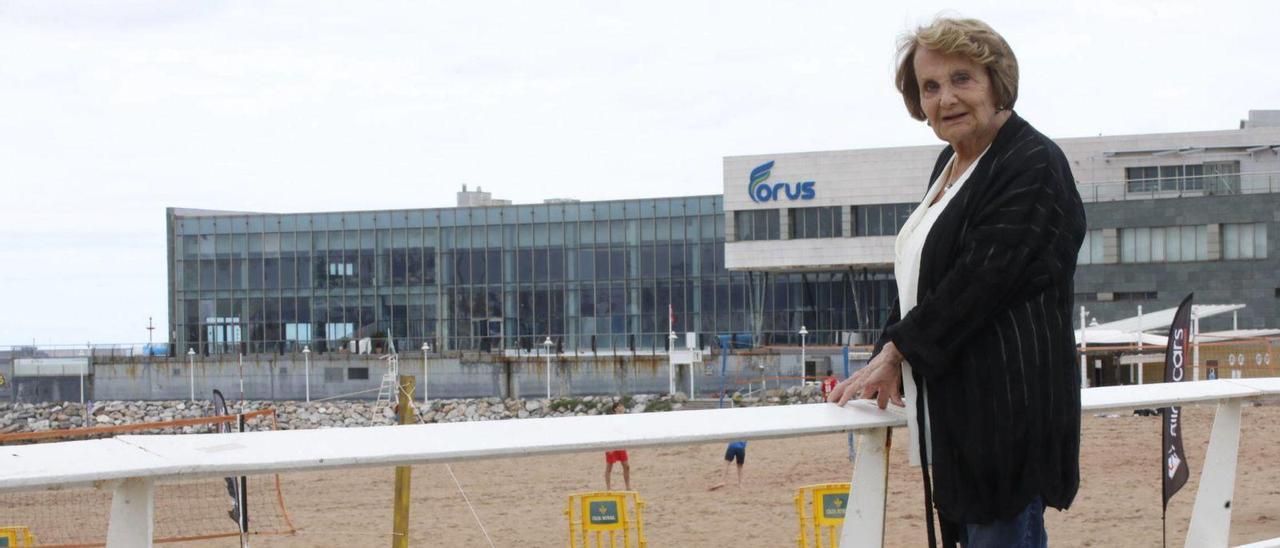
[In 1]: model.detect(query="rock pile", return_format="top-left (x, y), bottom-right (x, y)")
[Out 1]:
top-left (0, 385), bottom-right (826, 436)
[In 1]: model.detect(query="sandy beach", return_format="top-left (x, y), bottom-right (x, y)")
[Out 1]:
top-left (165, 402), bottom-right (1280, 547)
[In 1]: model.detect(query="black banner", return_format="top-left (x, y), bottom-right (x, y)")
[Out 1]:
top-left (1162, 293), bottom-right (1193, 510)
top-left (212, 390), bottom-right (247, 531)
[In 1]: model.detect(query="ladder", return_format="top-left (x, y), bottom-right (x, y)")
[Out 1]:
top-left (376, 340), bottom-right (400, 407)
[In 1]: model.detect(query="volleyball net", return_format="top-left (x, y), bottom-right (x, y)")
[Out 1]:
top-left (0, 405), bottom-right (295, 547)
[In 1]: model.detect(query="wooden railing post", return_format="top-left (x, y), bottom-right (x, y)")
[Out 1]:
top-left (392, 375), bottom-right (416, 548)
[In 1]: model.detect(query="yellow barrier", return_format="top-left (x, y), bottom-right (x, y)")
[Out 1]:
top-left (565, 491), bottom-right (646, 548)
top-left (795, 483), bottom-right (851, 548)
top-left (0, 526), bottom-right (36, 547)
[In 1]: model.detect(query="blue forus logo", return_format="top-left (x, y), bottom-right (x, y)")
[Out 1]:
top-left (748, 161), bottom-right (815, 202)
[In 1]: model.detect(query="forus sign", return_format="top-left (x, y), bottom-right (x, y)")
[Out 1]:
top-left (748, 161), bottom-right (815, 203)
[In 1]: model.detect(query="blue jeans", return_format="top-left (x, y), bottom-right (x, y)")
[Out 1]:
top-left (958, 497), bottom-right (1047, 548)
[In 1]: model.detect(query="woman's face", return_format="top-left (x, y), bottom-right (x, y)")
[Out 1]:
top-left (913, 47), bottom-right (1000, 149)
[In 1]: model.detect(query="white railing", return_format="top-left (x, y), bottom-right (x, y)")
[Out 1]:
top-left (1, 378), bottom-right (1278, 547)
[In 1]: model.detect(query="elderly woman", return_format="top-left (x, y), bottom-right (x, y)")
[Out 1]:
top-left (828, 17), bottom-right (1086, 548)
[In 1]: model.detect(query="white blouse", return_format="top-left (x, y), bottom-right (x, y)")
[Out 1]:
top-left (893, 145), bottom-right (989, 466)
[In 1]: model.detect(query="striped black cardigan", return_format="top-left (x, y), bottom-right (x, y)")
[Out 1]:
top-left (874, 113), bottom-right (1087, 532)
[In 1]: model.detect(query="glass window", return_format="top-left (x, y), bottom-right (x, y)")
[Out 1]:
top-left (1125, 166), bottom-right (1159, 193)
top-left (1121, 225), bottom-right (1208, 263)
top-left (1196, 225), bottom-right (1208, 260)
top-left (1078, 231), bottom-right (1092, 265)
top-left (1120, 229), bottom-right (1136, 262)
top-left (595, 221), bottom-right (609, 244)
top-left (1134, 227), bottom-right (1151, 262)
top-left (1159, 165), bottom-right (1183, 191)
top-left (1124, 163), bottom-right (1245, 194)
top-left (595, 249), bottom-right (610, 279)
top-left (788, 206), bottom-right (843, 239)
top-left (734, 210), bottom-right (780, 241)
top-left (610, 250), bottom-right (624, 281)
top-left (579, 250), bottom-right (595, 280)
top-left (852, 203), bottom-right (914, 236)
top-left (656, 218), bottom-right (671, 241)
top-left (1205, 161), bottom-right (1240, 193)
top-left (670, 244), bottom-right (686, 277)
top-left (1240, 223), bottom-right (1255, 258)
top-left (1256, 223), bottom-right (1268, 258)
top-left (180, 260), bottom-right (197, 290)
top-left (1223, 222), bottom-right (1268, 260)
top-left (1183, 164), bottom-right (1204, 190)
top-left (1164, 228), bottom-right (1180, 262)
top-left (1078, 229), bottom-right (1106, 265)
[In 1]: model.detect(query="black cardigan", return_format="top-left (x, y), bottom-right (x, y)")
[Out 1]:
top-left (874, 113), bottom-right (1086, 526)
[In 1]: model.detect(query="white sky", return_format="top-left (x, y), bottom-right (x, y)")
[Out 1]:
top-left (1, 0), bottom-right (1276, 345)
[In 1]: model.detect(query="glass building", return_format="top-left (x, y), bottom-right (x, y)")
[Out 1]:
top-left (167, 195), bottom-right (896, 356)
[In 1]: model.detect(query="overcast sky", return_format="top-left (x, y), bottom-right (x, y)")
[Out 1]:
top-left (1, 0), bottom-right (1275, 346)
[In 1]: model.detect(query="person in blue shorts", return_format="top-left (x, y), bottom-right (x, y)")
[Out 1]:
top-left (710, 441), bottom-right (747, 489)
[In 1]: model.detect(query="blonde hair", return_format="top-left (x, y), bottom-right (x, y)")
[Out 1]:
top-left (895, 17), bottom-right (1019, 121)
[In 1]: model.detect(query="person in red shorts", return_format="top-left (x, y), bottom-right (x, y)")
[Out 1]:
top-left (604, 401), bottom-right (632, 490)
top-left (821, 369), bottom-right (838, 399)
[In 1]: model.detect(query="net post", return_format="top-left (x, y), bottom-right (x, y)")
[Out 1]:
top-left (391, 374), bottom-right (416, 548)
top-left (237, 413), bottom-right (249, 539)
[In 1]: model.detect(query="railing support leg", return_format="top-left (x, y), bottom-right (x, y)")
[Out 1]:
top-left (1185, 399), bottom-right (1243, 548)
top-left (839, 427), bottom-right (889, 548)
top-left (106, 477), bottom-right (154, 547)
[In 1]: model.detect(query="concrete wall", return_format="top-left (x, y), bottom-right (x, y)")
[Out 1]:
top-left (51, 349), bottom-right (868, 403)
top-left (1074, 193), bottom-right (1280, 329)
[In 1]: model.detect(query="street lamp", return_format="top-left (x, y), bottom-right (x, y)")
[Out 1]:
top-left (187, 347), bottom-right (196, 402)
top-left (799, 325), bottom-right (809, 389)
top-left (543, 336), bottom-right (554, 400)
top-left (302, 345), bottom-right (312, 403)
top-left (668, 330), bottom-right (679, 395)
top-left (421, 342), bottom-right (432, 407)
top-left (1079, 307), bottom-right (1089, 389)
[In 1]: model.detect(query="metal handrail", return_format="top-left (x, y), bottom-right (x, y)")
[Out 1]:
top-left (1079, 171), bottom-right (1280, 203)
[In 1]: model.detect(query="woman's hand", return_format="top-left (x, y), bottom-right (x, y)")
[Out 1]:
top-left (826, 342), bottom-right (906, 410)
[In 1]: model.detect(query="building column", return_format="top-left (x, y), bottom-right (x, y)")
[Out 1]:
top-left (1206, 224), bottom-right (1221, 260)
top-left (1102, 228), bottom-right (1119, 264)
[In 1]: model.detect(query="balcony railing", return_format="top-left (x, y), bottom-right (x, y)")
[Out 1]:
top-left (1079, 171), bottom-right (1280, 203)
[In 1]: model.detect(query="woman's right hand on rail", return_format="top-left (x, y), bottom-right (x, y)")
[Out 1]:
top-left (826, 342), bottom-right (905, 410)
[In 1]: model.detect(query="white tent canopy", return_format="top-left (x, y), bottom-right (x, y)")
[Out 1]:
top-left (1197, 329), bottom-right (1280, 342)
top-left (1089, 304), bottom-right (1245, 334)
top-left (1076, 303), bottom-right (1251, 346)
top-left (1075, 329), bottom-right (1169, 346)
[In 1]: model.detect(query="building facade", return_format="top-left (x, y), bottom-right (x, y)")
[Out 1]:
top-left (723, 110), bottom-right (1280, 331)
top-left (168, 111), bottom-right (1280, 359)
top-left (167, 194), bottom-right (889, 357)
